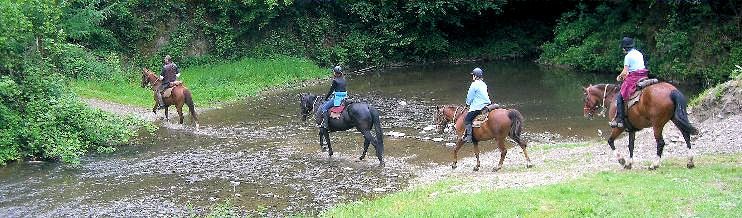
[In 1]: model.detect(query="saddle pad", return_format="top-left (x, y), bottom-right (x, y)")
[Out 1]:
top-left (330, 105), bottom-right (345, 113)
top-left (626, 79), bottom-right (658, 109)
top-left (163, 87), bottom-right (174, 98)
top-left (473, 113), bottom-right (489, 128)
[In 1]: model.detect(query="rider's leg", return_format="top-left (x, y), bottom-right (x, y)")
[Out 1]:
top-left (156, 84), bottom-right (166, 110)
top-left (610, 94), bottom-right (625, 128)
top-left (463, 110), bottom-right (480, 143)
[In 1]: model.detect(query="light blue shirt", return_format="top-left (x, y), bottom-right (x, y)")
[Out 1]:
top-left (623, 48), bottom-right (646, 72)
top-left (466, 80), bottom-right (491, 112)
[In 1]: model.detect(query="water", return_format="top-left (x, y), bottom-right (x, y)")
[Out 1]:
top-left (0, 61), bottom-right (700, 216)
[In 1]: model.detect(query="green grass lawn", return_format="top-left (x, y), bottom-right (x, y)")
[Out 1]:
top-left (70, 56), bottom-right (327, 108)
top-left (323, 154), bottom-right (741, 217)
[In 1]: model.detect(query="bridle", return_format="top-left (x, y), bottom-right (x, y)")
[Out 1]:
top-left (585, 84), bottom-right (613, 117)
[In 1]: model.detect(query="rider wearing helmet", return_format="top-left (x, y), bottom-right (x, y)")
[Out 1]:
top-left (319, 66), bottom-right (347, 129)
top-left (463, 67), bottom-right (492, 143)
top-left (157, 55), bottom-right (180, 110)
top-left (610, 37), bottom-right (649, 128)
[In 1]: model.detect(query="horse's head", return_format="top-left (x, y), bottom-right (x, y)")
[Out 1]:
top-left (583, 84), bottom-right (607, 119)
top-left (434, 105), bottom-right (461, 134)
top-left (299, 93), bottom-right (317, 122)
top-left (141, 67), bottom-right (157, 88)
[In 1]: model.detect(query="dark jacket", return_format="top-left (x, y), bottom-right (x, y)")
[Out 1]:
top-left (161, 63), bottom-right (179, 85)
top-left (325, 77), bottom-right (347, 100)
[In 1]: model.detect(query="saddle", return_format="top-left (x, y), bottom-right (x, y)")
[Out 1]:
top-left (625, 78), bottom-right (659, 110)
top-left (329, 100), bottom-right (350, 119)
top-left (162, 81), bottom-right (184, 98)
top-left (473, 103), bottom-right (500, 128)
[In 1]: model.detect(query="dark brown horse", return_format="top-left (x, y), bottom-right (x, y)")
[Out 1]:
top-left (141, 67), bottom-right (199, 129)
top-left (583, 83), bottom-right (697, 170)
top-left (435, 105), bottom-right (531, 171)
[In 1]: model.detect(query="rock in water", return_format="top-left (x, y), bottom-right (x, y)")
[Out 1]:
top-left (432, 138), bottom-right (444, 142)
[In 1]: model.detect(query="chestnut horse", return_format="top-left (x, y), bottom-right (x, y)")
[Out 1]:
top-left (434, 105), bottom-right (532, 171)
top-left (583, 83), bottom-right (697, 170)
top-left (141, 67), bottom-right (199, 129)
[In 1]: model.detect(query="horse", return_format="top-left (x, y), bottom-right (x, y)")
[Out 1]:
top-left (583, 83), bottom-right (697, 170)
top-left (141, 67), bottom-right (199, 129)
top-left (299, 93), bottom-right (385, 167)
top-left (434, 105), bottom-right (531, 172)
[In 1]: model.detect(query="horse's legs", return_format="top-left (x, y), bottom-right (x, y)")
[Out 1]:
top-left (176, 104), bottom-right (184, 125)
top-left (360, 137), bottom-right (370, 161)
top-left (164, 107), bottom-right (169, 121)
top-left (472, 142), bottom-right (480, 172)
top-left (325, 130), bottom-right (333, 157)
top-left (152, 101), bottom-right (158, 114)
top-left (494, 138), bottom-right (507, 172)
top-left (318, 130), bottom-right (327, 152)
top-left (625, 131), bottom-right (635, 170)
top-left (519, 143), bottom-right (533, 168)
top-left (649, 124), bottom-right (666, 170)
top-left (607, 128), bottom-right (626, 167)
top-left (673, 120), bottom-right (695, 169)
top-left (451, 139), bottom-right (464, 170)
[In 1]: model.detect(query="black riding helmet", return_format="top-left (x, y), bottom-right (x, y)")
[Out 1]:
top-left (620, 37), bottom-right (635, 49)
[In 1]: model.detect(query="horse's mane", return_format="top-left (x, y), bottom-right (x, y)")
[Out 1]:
top-left (594, 84), bottom-right (620, 94)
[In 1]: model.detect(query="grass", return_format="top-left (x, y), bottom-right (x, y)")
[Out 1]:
top-left (70, 56), bottom-right (327, 108)
top-left (323, 154), bottom-right (741, 217)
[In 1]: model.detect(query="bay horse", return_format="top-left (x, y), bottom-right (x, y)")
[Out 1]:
top-left (583, 83), bottom-right (697, 170)
top-left (434, 105), bottom-right (531, 172)
top-left (299, 93), bottom-right (385, 167)
top-left (141, 67), bottom-right (199, 129)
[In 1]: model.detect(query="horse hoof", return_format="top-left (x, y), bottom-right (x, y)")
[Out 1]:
top-left (451, 163), bottom-right (457, 170)
top-left (687, 162), bottom-right (695, 169)
top-left (359, 156), bottom-right (365, 161)
top-left (649, 165), bottom-right (659, 170)
top-left (473, 166), bottom-right (479, 172)
top-left (321, 147), bottom-right (327, 152)
top-left (623, 163), bottom-right (633, 170)
top-left (493, 166), bottom-right (502, 172)
top-left (526, 163), bottom-right (534, 169)
top-left (618, 158), bottom-right (626, 166)
top-left (379, 162), bottom-right (385, 168)
top-left (328, 151), bottom-right (333, 157)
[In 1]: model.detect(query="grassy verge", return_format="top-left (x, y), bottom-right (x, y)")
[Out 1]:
top-left (70, 56), bottom-right (327, 108)
top-left (324, 154), bottom-right (741, 217)
top-left (534, 142), bottom-right (591, 151)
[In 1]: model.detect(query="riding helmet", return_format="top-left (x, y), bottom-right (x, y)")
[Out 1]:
top-left (471, 67), bottom-right (483, 77)
top-left (333, 66), bottom-right (343, 74)
top-left (620, 37), bottom-right (635, 49)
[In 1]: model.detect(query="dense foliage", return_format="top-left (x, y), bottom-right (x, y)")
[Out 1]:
top-left (0, 2), bottom-right (146, 165)
top-left (539, 1), bottom-right (742, 84)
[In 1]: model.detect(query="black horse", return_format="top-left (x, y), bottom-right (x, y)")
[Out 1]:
top-left (299, 93), bottom-right (385, 167)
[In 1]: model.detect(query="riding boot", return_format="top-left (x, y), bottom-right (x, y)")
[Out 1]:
top-left (321, 111), bottom-right (330, 129)
top-left (463, 124), bottom-right (473, 143)
top-left (609, 94), bottom-right (625, 128)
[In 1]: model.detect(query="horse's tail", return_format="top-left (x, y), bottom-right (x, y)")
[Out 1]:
top-left (370, 106), bottom-right (384, 149)
top-left (670, 89), bottom-right (698, 135)
top-left (507, 109), bottom-right (526, 147)
top-left (184, 89), bottom-right (199, 129)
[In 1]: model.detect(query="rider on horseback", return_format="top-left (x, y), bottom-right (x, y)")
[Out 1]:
top-left (319, 66), bottom-right (347, 129)
top-left (156, 55), bottom-right (181, 110)
top-left (463, 67), bottom-right (491, 143)
top-left (610, 37), bottom-right (649, 128)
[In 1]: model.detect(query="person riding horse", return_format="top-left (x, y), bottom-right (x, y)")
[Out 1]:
top-left (156, 55), bottom-right (181, 110)
top-left (462, 67), bottom-right (492, 143)
top-left (610, 37), bottom-right (649, 128)
top-left (319, 66), bottom-right (347, 129)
